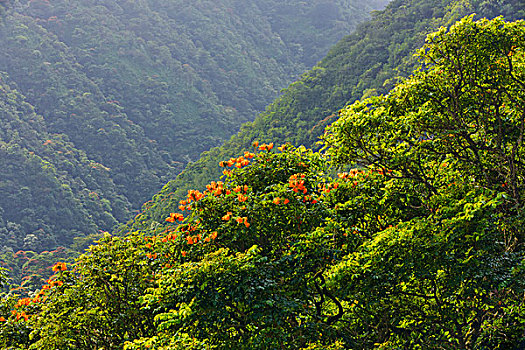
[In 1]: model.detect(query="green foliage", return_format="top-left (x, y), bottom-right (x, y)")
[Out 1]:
top-left (0, 0), bottom-right (385, 279)
top-left (2, 4), bottom-right (525, 350)
top-left (321, 15), bottom-right (525, 348)
top-left (2, 15), bottom-right (521, 350)
top-left (128, 0), bottom-right (525, 231)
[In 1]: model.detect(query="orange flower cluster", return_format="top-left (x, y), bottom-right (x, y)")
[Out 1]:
top-left (46, 278), bottom-right (63, 287)
top-left (205, 181), bottom-right (230, 196)
top-left (177, 190), bottom-right (205, 211)
top-left (289, 174), bottom-right (307, 194)
top-left (187, 234), bottom-right (201, 245)
top-left (337, 169), bottom-right (368, 180)
top-left (52, 262), bottom-right (67, 272)
top-left (186, 231), bottom-right (217, 245)
top-left (0, 317), bottom-right (5, 322)
top-left (222, 212), bottom-right (233, 221)
top-left (231, 185), bottom-right (249, 202)
top-left (220, 156), bottom-right (250, 168)
top-left (273, 197), bottom-right (290, 205)
top-left (161, 233), bottom-right (179, 242)
top-left (303, 195), bottom-right (318, 204)
top-left (179, 224), bottom-right (199, 233)
top-left (166, 212), bottom-right (184, 223)
top-left (258, 142), bottom-right (274, 151)
top-left (320, 182), bottom-right (339, 194)
top-left (233, 185), bottom-right (249, 193)
top-left (235, 217), bottom-right (250, 228)
top-left (15, 298), bottom-right (32, 308)
top-left (187, 189), bottom-right (205, 202)
top-left (146, 253), bottom-right (157, 259)
top-left (12, 310), bottom-right (29, 322)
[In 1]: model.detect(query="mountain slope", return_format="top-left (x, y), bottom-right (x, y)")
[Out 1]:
top-left (6, 16), bottom-right (525, 348)
top-left (0, 0), bottom-right (388, 255)
top-left (0, 75), bottom-right (129, 251)
top-left (128, 0), bottom-right (525, 231)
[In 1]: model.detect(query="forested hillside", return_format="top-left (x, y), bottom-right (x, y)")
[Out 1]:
top-left (0, 0), bottom-right (388, 265)
top-left (2, 15), bottom-right (525, 349)
top-left (129, 0), bottom-right (525, 230)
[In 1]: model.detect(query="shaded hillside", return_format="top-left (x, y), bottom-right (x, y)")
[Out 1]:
top-left (128, 0), bottom-right (525, 231)
top-left (0, 0), bottom-right (388, 257)
top-left (4, 16), bottom-right (525, 348)
top-left (0, 75), bottom-right (129, 251)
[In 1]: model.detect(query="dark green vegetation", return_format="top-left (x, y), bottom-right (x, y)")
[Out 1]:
top-left (2, 16), bottom-right (525, 348)
top-left (131, 0), bottom-right (525, 230)
top-left (0, 0), bottom-right (388, 277)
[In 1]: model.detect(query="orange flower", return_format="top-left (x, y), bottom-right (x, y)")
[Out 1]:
top-left (252, 141), bottom-right (259, 148)
top-left (238, 194), bottom-right (247, 202)
top-left (204, 236), bottom-right (210, 243)
top-left (222, 212), bottom-right (232, 221)
top-left (187, 236), bottom-right (194, 245)
top-left (283, 198), bottom-right (290, 204)
top-left (235, 217), bottom-right (244, 224)
top-left (273, 197), bottom-right (281, 205)
top-left (0, 317), bottom-right (5, 322)
top-left (244, 217), bottom-right (250, 228)
top-left (219, 161), bottom-right (225, 167)
top-left (166, 212), bottom-right (184, 223)
top-left (181, 251), bottom-right (187, 257)
top-left (267, 143), bottom-right (274, 150)
top-left (211, 231), bottom-right (218, 240)
top-left (52, 262), bottom-right (67, 272)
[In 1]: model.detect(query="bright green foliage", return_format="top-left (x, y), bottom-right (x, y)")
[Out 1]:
top-left (2, 13), bottom-right (525, 350)
top-left (322, 16), bottom-right (525, 348)
top-left (0, 0), bottom-right (386, 280)
top-left (27, 234), bottom-right (158, 349)
top-left (128, 0), bottom-right (525, 231)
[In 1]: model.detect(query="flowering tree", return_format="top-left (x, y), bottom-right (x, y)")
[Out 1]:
top-left (2, 16), bottom-right (525, 350)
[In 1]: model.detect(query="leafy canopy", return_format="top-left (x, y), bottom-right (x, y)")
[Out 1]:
top-left (2, 15), bottom-right (525, 350)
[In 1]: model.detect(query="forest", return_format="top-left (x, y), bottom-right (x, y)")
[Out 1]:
top-left (1, 0), bottom-right (525, 349)
top-left (0, 0), bottom-right (389, 285)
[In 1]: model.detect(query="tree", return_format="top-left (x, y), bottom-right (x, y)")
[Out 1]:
top-left (322, 15), bottom-right (525, 348)
top-left (3, 16), bottom-right (525, 350)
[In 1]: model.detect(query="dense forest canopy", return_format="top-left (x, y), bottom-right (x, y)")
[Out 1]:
top-left (1, 15), bottom-right (525, 349)
top-left (0, 0), bottom-right (389, 278)
top-left (127, 0), bottom-right (525, 232)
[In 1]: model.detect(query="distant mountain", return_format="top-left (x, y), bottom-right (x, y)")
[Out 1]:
top-left (0, 0), bottom-right (388, 263)
top-left (128, 0), bottom-right (525, 231)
